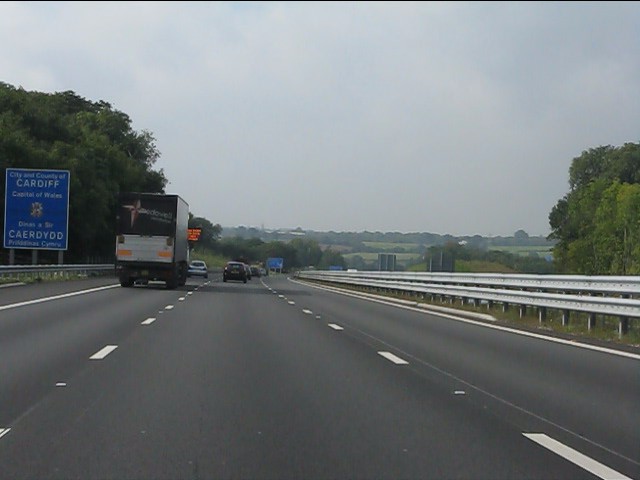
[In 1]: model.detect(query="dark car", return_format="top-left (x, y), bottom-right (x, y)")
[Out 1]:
top-left (187, 260), bottom-right (208, 279)
top-left (250, 266), bottom-right (261, 278)
top-left (223, 261), bottom-right (247, 283)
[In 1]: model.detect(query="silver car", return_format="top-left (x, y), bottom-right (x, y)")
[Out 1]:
top-left (187, 260), bottom-right (208, 279)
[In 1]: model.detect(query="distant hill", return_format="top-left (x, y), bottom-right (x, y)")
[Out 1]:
top-left (221, 226), bottom-right (555, 273)
top-left (221, 226), bottom-right (555, 252)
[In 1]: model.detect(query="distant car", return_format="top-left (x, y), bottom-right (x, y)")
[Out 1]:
top-left (223, 261), bottom-right (247, 283)
top-left (250, 266), bottom-right (261, 278)
top-left (188, 260), bottom-right (208, 278)
top-left (260, 268), bottom-right (268, 276)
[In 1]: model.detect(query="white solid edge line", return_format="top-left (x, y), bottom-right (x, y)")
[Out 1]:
top-left (328, 323), bottom-right (344, 330)
top-left (141, 317), bottom-right (156, 325)
top-left (290, 279), bottom-right (640, 361)
top-left (523, 433), bottom-right (632, 480)
top-left (0, 428), bottom-right (10, 439)
top-left (90, 345), bottom-right (118, 360)
top-left (0, 284), bottom-right (120, 312)
top-left (378, 351), bottom-right (409, 365)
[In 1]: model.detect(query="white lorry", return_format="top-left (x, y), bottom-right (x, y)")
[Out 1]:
top-left (115, 192), bottom-right (189, 289)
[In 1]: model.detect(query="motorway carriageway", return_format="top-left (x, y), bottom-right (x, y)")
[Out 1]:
top-left (0, 274), bottom-right (637, 479)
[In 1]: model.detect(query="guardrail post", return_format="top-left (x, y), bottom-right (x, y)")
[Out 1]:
top-left (487, 300), bottom-right (493, 311)
top-left (588, 313), bottom-right (596, 331)
top-left (519, 305), bottom-right (527, 318)
top-left (562, 310), bottom-right (570, 327)
top-left (502, 303), bottom-right (509, 313)
top-left (538, 307), bottom-right (547, 323)
top-left (618, 317), bottom-right (629, 337)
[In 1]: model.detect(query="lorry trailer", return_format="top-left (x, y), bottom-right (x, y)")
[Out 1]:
top-left (115, 192), bottom-right (189, 289)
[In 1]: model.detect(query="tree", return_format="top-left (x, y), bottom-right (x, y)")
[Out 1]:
top-left (290, 238), bottom-right (323, 267)
top-left (318, 248), bottom-right (346, 269)
top-left (0, 82), bottom-right (167, 262)
top-left (513, 229), bottom-right (529, 241)
top-left (258, 241), bottom-right (297, 270)
top-left (549, 142), bottom-right (640, 274)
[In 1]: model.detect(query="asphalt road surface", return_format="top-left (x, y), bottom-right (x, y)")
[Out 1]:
top-left (0, 274), bottom-right (638, 479)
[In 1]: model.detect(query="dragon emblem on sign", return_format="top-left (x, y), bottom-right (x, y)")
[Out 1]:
top-left (30, 202), bottom-right (44, 218)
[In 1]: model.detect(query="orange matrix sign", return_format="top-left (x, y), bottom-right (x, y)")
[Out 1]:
top-left (188, 228), bottom-right (202, 241)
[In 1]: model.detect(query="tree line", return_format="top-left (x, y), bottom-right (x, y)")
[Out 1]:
top-left (188, 216), bottom-right (345, 271)
top-left (549, 143), bottom-right (640, 274)
top-left (2, 83), bottom-right (637, 274)
top-left (0, 82), bottom-right (166, 263)
top-left (0, 82), bottom-right (346, 269)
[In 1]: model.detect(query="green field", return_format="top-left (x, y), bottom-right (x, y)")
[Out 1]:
top-left (343, 252), bottom-right (422, 262)
top-left (488, 245), bottom-right (554, 257)
top-left (362, 242), bottom-right (422, 251)
top-left (408, 260), bottom-right (517, 273)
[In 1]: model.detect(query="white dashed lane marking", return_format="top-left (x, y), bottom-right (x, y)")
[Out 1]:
top-left (302, 309), bottom-right (313, 315)
top-left (165, 305), bottom-right (174, 310)
top-left (141, 317), bottom-right (156, 325)
top-left (523, 433), bottom-right (632, 480)
top-left (0, 428), bottom-right (10, 439)
top-left (328, 324), bottom-right (344, 331)
top-left (90, 345), bottom-right (118, 360)
top-left (378, 351), bottom-right (409, 365)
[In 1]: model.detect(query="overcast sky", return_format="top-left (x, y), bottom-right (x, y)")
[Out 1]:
top-left (1, 1), bottom-right (639, 236)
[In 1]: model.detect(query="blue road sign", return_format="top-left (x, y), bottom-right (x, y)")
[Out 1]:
top-left (4, 168), bottom-right (70, 250)
top-left (267, 257), bottom-right (284, 270)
